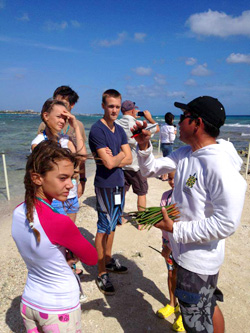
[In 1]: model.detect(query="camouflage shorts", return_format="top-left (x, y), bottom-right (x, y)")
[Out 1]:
top-left (175, 265), bottom-right (223, 333)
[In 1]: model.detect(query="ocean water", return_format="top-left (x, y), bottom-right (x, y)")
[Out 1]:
top-left (0, 113), bottom-right (250, 203)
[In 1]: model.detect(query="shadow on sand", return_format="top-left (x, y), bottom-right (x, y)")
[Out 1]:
top-left (81, 253), bottom-right (174, 332)
top-left (6, 295), bottom-right (26, 333)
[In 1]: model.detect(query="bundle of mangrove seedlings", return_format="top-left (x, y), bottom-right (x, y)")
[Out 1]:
top-left (127, 204), bottom-right (180, 230)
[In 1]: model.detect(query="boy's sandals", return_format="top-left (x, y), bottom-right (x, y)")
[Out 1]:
top-left (156, 304), bottom-right (180, 319)
top-left (172, 314), bottom-right (185, 332)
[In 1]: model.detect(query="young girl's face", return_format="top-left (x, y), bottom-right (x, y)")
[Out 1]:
top-left (168, 172), bottom-right (175, 189)
top-left (35, 159), bottom-right (74, 202)
top-left (43, 104), bottom-right (67, 134)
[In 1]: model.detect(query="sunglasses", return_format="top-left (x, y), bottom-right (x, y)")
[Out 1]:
top-left (179, 114), bottom-right (196, 123)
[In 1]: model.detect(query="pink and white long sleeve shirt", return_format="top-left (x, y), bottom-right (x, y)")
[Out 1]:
top-left (12, 199), bottom-right (98, 314)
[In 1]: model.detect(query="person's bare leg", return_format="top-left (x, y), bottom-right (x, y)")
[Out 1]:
top-left (95, 232), bottom-right (107, 276)
top-left (105, 231), bottom-right (115, 265)
top-left (67, 213), bottom-right (76, 223)
top-left (137, 195), bottom-right (146, 211)
top-left (137, 195), bottom-right (146, 230)
top-left (213, 305), bottom-right (225, 333)
top-left (168, 268), bottom-right (177, 307)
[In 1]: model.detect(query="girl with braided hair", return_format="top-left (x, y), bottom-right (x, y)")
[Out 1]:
top-left (12, 140), bottom-right (97, 332)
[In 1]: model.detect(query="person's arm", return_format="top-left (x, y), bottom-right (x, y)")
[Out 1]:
top-left (118, 143), bottom-right (132, 167)
top-left (169, 126), bottom-right (176, 142)
top-left (62, 110), bottom-right (86, 157)
top-left (38, 205), bottom-right (98, 265)
top-left (137, 143), bottom-right (177, 177)
top-left (37, 122), bottom-right (45, 135)
top-left (77, 121), bottom-right (87, 197)
top-left (143, 110), bottom-right (160, 133)
top-left (155, 167), bottom-right (247, 244)
top-left (96, 147), bottom-right (125, 170)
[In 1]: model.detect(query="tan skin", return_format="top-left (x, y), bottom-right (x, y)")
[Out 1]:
top-left (32, 159), bottom-right (79, 267)
top-left (132, 112), bottom-right (225, 333)
top-left (32, 105), bottom-right (86, 224)
top-left (55, 94), bottom-right (87, 198)
top-left (95, 96), bottom-right (132, 277)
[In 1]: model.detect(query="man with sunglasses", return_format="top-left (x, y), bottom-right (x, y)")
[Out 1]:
top-left (133, 96), bottom-right (246, 333)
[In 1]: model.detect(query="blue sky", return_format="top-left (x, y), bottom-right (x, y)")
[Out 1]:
top-left (0, 0), bottom-right (250, 115)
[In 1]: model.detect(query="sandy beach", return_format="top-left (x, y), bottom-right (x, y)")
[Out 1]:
top-left (0, 161), bottom-right (249, 333)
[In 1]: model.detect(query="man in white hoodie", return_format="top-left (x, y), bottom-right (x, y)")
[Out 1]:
top-left (134, 96), bottom-right (246, 333)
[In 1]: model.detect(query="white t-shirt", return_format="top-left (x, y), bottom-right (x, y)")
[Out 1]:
top-left (160, 124), bottom-right (176, 144)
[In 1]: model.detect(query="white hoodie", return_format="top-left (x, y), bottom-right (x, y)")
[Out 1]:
top-left (137, 139), bottom-right (247, 275)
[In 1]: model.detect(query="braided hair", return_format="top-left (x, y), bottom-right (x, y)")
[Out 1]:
top-left (24, 140), bottom-right (79, 243)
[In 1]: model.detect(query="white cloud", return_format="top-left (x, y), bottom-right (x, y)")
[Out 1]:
top-left (17, 13), bottom-right (30, 22)
top-left (133, 67), bottom-right (152, 76)
top-left (226, 53), bottom-right (250, 64)
top-left (186, 9), bottom-right (250, 37)
top-left (0, 35), bottom-right (78, 52)
top-left (44, 21), bottom-right (68, 31)
top-left (126, 84), bottom-right (185, 99)
top-left (185, 79), bottom-right (197, 86)
top-left (185, 57), bottom-right (197, 66)
top-left (93, 31), bottom-right (147, 47)
top-left (71, 20), bottom-right (81, 28)
top-left (154, 74), bottom-right (167, 85)
top-left (94, 32), bottom-right (127, 47)
top-left (191, 63), bottom-right (211, 76)
top-left (0, 67), bottom-right (27, 80)
top-left (134, 32), bottom-right (147, 42)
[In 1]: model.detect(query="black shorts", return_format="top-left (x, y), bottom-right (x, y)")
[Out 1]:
top-left (124, 170), bottom-right (148, 196)
top-left (175, 265), bottom-right (223, 333)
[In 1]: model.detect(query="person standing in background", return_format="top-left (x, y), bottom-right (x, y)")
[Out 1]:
top-left (37, 86), bottom-right (87, 197)
top-left (160, 112), bottom-right (177, 181)
top-left (116, 100), bottom-right (159, 219)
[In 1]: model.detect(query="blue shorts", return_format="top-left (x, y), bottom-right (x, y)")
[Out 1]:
top-left (52, 197), bottom-right (79, 215)
top-left (95, 187), bottom-right (125, 234)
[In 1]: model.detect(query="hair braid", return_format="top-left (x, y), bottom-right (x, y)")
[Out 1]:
top-left (24, 140), bottom-right (80, 244)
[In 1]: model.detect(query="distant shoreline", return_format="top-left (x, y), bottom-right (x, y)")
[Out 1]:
top-left (0, 111), bottom-right (249, 117)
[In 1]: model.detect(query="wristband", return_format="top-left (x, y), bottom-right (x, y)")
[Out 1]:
top-left (79, 177), bottom-right (87, 182)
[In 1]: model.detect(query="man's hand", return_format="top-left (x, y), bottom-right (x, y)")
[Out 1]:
top-left (131, 120), bottom-right (152, 150)
top-left (154, 207), bottom-right (174, 232)
top-left (105, 147), bottom-right (113, 156)
top-left (161, 245), bottom-right (171, 259)
top-left (143, 110), bottom-right (154, 123)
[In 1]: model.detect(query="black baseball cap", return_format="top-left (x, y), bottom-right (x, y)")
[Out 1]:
top-left (174, 96), bottom-right (226, 129)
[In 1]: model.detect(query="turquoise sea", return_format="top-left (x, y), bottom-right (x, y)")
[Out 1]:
top-left (0, 113), bottom-right (250, 203)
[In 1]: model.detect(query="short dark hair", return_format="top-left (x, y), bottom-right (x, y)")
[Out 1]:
top-left (189, 112), bottom-right (220, 138)
top-left (164, 112), bottom-right (174, 125)
top-left (102, 89), bottom-right (121, 104)
top-left (53, 86), bottom-right (79, 105)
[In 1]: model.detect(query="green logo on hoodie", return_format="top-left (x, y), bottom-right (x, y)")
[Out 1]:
top-left (186, 173), bottom-right (197, 188)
